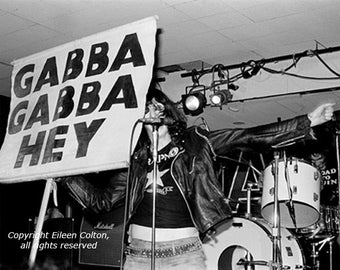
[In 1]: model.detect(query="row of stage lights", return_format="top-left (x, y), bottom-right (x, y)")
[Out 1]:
top-left (180, 63), bottom-right (246, 116)
top-left (181, 84), bottom-right (239, 116)
top-left (178, 45), bottom-right (340, 116)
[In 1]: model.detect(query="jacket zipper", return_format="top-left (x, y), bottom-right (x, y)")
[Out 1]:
top-left (170, 149), bottom-right (200, 230)
top-left (195, 127), bottom-right (217, 160)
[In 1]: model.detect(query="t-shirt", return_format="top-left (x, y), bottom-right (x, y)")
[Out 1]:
top-left (131, 142), bottom-right (194, 228)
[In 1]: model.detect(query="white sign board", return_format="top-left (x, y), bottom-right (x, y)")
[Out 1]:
top-left (0, 17), bottom-right (157, 183)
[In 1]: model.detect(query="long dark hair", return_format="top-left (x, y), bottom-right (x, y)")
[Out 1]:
top-left (138, 88), bottom-right (187, 149)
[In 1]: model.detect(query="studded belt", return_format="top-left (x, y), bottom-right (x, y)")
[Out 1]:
top-left (125, 239), bottom-right (202, 258)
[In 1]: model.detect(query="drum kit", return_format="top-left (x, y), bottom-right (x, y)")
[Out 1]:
top-left (203, 154), bottom-right (340, 270)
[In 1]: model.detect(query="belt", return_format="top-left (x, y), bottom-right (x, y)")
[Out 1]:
top-left (125, 239), bottom-right (202, 258)
top-left (129, 224), bottom-right (199, 242)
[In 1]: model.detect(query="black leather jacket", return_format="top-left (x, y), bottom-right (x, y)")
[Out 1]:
top-left (63, 115), bottom-right (312, 233)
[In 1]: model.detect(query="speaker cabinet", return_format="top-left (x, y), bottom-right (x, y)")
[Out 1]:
top-left (78, 206), bottom-right (125, 267)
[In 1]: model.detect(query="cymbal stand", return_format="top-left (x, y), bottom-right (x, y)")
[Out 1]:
top-left (335, 128), bottom-right (340, 212)
top-left (283, 153), bottom-right (297, 228)
top-left (310, 243), bottom-right (320, 270)
top-left (310, 235), bottom-right (336, 270)
top-left (220, 163), bottom-right (226, 193)
top-left (271, 151), bottom-right (283, 270)
top-left (329, 238), bottom-right (334, 270)
top-left (245, 183), bottom-right (253, 219)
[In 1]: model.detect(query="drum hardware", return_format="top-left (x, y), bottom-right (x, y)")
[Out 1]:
top-left (307, 225), bottom-right (323, 240)
top-left (323, 206), bottom-right (340, 235)
top-left (205, 228), bottom-right (218, 244)
top-left (221, 163), bottom-right (226, 192)
top-left (309, 235), bottom-right (336, 270)
top-left (335, 125), bottom-right (340, 208)
top-left (236, 259), bottom-right (301, 270)
top-left (271, 151), bottom-right (283, 270)
top-left (245, 183), bottom-right (256, 219)
top-left (283, 152), bottom-right (297, 229)
top-left (235, 251), bottom-right (258, 270)
top-left (237, 258), bottom-right (268, 268)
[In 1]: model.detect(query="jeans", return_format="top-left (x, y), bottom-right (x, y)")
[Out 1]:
top-left (124, 237), bottom-right (207, 270)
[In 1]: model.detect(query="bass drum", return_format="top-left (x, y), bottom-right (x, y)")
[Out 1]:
top-left (203, 217), bottom-right (305, 270)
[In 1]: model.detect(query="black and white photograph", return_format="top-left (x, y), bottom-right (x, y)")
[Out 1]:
top-left (0, 1), bottom-right (340, 269)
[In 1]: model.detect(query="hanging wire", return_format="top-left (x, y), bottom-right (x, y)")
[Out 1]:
top-left (262, 66), bottom-right (340, 80)
top-left (256, 49), bottom-right (340, 80)
top-left (313, 51), bottom-right (340, 77)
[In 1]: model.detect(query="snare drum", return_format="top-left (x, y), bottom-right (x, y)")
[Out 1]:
top-left (203, 217), bottom-right (305, 270)
top-left (261, 158), bottom-right (321, 228)
top-left (295, 205), bottom-right (340, 239)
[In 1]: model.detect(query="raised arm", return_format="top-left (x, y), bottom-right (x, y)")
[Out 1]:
top-left (209, 103), bottom-right (335, 155)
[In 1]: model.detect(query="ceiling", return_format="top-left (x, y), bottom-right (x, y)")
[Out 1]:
top-left (1, 0), bottom-right (340, 129)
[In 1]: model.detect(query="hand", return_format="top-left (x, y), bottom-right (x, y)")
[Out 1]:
top-left (308, 103), bottom-right (335, 127)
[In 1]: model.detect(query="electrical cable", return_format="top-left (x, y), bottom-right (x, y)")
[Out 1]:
top-left (262, 66), bottom-right (340, 80)
top-left (313, 51), bottom-right (340, 77)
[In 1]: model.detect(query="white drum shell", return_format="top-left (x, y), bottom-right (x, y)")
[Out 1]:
top-left (203, 217), bottom-right (304, 270)
top-left (261, 158), bottom-right (320, 228)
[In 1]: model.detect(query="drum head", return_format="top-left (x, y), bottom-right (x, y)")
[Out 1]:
top-left (203, 217), bottom-right (305, 270)
top-left (261, 202), bottom-right (320, 229)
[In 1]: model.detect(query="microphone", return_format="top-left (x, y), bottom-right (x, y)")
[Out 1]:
top-left (138, 117), bottom-right (175, 125)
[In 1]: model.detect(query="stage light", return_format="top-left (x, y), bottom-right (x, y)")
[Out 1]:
top-left (182, 91), bottom-right (207, 116)
top-left (210, 89), bottom-right (232, 107)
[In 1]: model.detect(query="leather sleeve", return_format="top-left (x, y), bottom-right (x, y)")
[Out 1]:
top-left (61, 169), bottom-right (128, 214)
top-left (208, 115), bottom-right (313, 155)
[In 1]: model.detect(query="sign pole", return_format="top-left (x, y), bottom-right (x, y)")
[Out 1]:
top-left (28, 178), bottom-right (54, 269)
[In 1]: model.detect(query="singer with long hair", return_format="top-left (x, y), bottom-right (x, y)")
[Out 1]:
top-left (62, 87), bottom-right (334, 270)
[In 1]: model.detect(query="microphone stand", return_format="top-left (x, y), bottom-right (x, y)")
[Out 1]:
top-left (151, 125), bottom-right (159, 270)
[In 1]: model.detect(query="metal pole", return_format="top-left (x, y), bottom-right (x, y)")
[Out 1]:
top-left (272, 152), bottom-right (282, 270)
top-left (221, 164), bottom-right (226, 193)
top-left (329, 240), bottom-right (333, 270)
top-left (151, 126), bottom-right (159, 270)
top-left (245, 183), bottom-right (252, 219)
top-left (336, 130), bottom-right (340, 210)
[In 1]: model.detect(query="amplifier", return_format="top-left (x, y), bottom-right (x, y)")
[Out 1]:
top-left (78, 206), bottom-right (125, 268)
